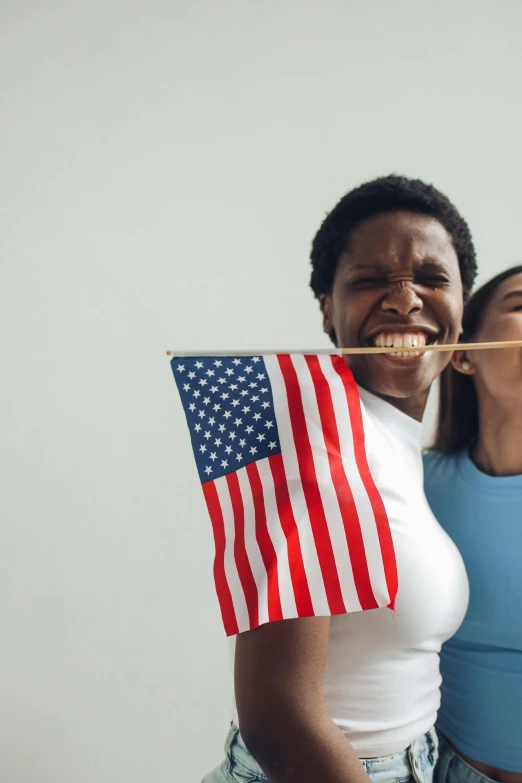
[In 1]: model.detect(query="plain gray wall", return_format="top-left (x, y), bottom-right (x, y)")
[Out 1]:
top-left (1, 1), bottom-right (521, 780)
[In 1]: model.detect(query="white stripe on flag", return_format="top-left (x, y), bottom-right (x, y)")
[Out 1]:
top-left (290, 354), bottom-right (362, 612)
top-left (264, 354), bottom-right (330, 616)
top-left (236, 467), bottom-right (269, 627)
top-left (317, 355), bottom-right (390, 604)
top-left (214, 476), bottom-right (250, 633)
top-left (256, 458), bottom-right (298, 620)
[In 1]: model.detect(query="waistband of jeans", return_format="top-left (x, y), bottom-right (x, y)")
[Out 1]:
top-left (226, 722), bottom-right (437, 762)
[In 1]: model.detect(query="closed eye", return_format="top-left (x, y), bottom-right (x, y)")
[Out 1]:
top-left (350, 277), bottom-right (387, 287)
top-left (418, 275), bottom-right (450, 287)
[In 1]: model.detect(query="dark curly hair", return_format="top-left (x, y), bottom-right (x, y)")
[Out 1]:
top-left (310, 174), bottom-right (477, 304)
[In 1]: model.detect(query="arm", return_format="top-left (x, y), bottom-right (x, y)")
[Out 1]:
top-left (234, 616), bottom-right (372, 783)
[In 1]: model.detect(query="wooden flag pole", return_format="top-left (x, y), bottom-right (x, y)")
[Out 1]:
top-left (340, 340), bottom-right (522, 355)
top-left (166, 340), bottom-right (522, 358)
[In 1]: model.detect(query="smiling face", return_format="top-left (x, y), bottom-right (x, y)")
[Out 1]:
top-left (319, 210), bottom-right (464, 419)
top-left (455, 272), bottom-right (522, 403)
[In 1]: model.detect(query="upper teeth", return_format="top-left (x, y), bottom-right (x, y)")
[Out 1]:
top-left (373, 332), bottom-right (428, 348)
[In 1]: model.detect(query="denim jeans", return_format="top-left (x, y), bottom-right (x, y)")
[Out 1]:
top-left (434, 732), bottom-right (503, 783)
top-left (203, 723), bottom-right (439, 783)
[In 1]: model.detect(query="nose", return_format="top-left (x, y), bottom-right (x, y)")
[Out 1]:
top-left (380, 281), bottom-right (423, 316)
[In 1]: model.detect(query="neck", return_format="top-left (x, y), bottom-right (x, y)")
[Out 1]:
top-left (374, 390), bottom-right (428, 421)
top-left (472, 390), bottom-right (522, 476)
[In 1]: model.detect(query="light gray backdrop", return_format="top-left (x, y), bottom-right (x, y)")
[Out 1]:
top-left (1, 1), bottom-right (521, 780)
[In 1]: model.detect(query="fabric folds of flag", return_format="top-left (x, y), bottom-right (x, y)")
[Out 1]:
top-left (170, 353), bottom-right (398, 636)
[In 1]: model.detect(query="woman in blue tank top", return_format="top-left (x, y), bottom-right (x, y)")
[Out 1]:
top-left (423, 265), bottom-right (522, 783)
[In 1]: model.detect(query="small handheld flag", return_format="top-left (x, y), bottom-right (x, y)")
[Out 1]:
top-left (171, 353), bottom-right (397, 636)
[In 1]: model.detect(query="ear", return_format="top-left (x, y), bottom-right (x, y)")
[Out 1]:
top-left (319, 294), bottom-right (334, 337)
top-left (451, 349), bottom-right (475, 375)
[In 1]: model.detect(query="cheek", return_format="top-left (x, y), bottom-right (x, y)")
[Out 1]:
top-left (477, 316), bottom-right (522, 343)
top-left (332, 293), bottom-right (366, 334)
top-left (473, 322), bottom-right (522, 383)
top-left (427, 290), bottom-right (463, 339)
top-left (476, 352), bottom-right (522, 391)
top-left (442, 295), bottom-right (464, 336)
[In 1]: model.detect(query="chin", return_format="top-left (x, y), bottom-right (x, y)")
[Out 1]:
top-left (370, 380), bottom-right (432, 401)
top-left (349, 357), bottom-right (441, 401)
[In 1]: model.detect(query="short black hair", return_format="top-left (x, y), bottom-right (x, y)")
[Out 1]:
top-left (310, 174), bottom-right (477, 302)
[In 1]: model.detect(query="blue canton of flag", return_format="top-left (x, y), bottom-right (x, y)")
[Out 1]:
top-left (171, 356), bottom-right (282, 483)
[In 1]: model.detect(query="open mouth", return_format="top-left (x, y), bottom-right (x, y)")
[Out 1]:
top-left (370, 330), bottom-right (438, 357)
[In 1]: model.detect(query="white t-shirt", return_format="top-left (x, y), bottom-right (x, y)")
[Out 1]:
top-left (230, 387), bottom-right (469, 758)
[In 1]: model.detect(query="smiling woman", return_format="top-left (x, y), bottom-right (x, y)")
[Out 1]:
top-left (203, 175), bottom-right (477, 783)
top-left (320, 211), bottom-right (462, 418)
top-left (312, 178), bottom-right (476, 420)
top-left (424, 266), bottom-right (522, 783)
top-left (433, 265), bottom-right (522, 454)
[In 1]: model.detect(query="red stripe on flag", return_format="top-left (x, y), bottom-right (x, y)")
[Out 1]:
top-left (269, 453), bottom-right (314, 618)
top-left (202, 481), bottom-right (239, 636)
top-left (305, 355), bottom-right (379, 611)
top-left (226, 472), bottom-right (260, 630)
top-left (246, 463), bottom-right (283, 622)
top-left (332, 356), bottom-right (398, 610)
top-left (277, 355), bottom-right (346, 615)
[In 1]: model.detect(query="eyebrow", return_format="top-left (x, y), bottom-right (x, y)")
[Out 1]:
top-left (342, 259), bottom-right (449, 276)
top-left (345, 263), bottom-right (386, 272)
top-left (503, 290), bottom-right (522, 301)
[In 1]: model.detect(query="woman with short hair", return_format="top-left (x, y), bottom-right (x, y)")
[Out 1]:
top-left (203, 175), bottom-right (477, 783)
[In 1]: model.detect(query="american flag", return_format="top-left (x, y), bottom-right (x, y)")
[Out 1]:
top-left (171, 353), bottom-right (397, 636)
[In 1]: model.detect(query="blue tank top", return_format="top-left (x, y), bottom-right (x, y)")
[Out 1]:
top-left (423, 449), bottom-right (522, 773)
